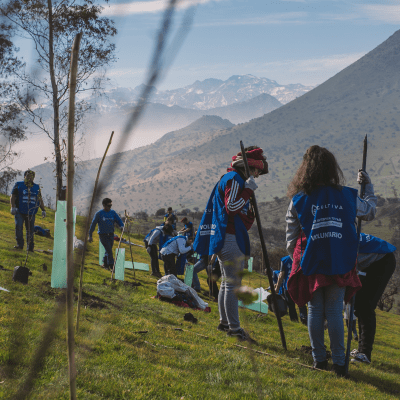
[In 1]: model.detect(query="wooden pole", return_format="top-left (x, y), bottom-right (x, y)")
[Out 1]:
top-left (240, 141), bottom-right (287, 350)
top-left (126, 212), bottom-right (136, 280)
top-left (66, 31), bottom-right (82, 400)
top-left (76, 130), bottom-right (114, 332)
top-left (345, 134), bottom-right (368, 374)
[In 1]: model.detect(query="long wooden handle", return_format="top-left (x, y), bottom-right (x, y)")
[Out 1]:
top-left (240, 141), bottom-right (287, 350)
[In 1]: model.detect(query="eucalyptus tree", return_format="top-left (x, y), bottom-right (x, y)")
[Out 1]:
top-left (0, 0), bottom-right (117, 200)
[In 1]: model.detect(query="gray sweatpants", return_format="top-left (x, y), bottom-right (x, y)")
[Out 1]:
top-left (217, 233), bottom-right (246, 330)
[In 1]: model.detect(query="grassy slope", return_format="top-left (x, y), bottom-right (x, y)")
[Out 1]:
top-left (0, 194), bottom-right (400, 399)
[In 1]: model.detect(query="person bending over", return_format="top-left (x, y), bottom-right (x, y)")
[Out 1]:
top-left (144, 223), bottom-right (174, 278)
top-left (160, 236), bottom-right (193, 276)
top-left (285, 145), bottom-right (376, 377)
top-left (351, 233), bottom-right (396, 364)
top-left (88, 198), bottom-right (124, 269)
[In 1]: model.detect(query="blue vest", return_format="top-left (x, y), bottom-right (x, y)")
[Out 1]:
top-left (194, 171), bottom-right (250, 256)
top-left (359, 233), bottom-right (396, 254)
top-left (16, 182), bottom-right (41, 215)
top-left (161, 236), bottom-right (185, 251)
top-left (144, 227), bottom-right (162, 242)
top-left (280, 255), bottom-right (292, 292)
top-left (185, 222), bottom-right (194, 238)
top-left (293, 186), bottom-right (358, 276)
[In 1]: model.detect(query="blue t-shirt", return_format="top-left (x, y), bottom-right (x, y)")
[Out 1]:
top-left (89, 209), bottom-right (124, 235)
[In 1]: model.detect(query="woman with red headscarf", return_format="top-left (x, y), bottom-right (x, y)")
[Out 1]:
top-left (194, 146), bottom-right (268, 341)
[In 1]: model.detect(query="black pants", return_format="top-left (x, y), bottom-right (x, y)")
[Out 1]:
top-left (162, 253), bottom-right (177, 276)
top-left (207, 260), bottom-right (222, 299)
top-left (354, 253), bottom-right (396, 360)
top-left (149, 244), bottom-right (160, 274)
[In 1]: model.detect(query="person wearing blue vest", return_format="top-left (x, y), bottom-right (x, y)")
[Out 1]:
top-left (351, 233), bottom-right (396, 364)
top-left (285, 145), bottom-right (377, 377)
top-left (10, 170), bottom-right (46, 251)
top-left (160, 236), bottom-right (193, 276)
top-left (194, 146), bottom-right (268, 341)
top-left (164, 207), bottom-right (177, 230)
top-left (179, 217), bottom-right (194, 239)
top-left (144, 223), bottom-right (174, 278)
top-left (88, 198), bottom-right (124, 269)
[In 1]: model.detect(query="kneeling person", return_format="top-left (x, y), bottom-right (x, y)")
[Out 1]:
top-left (88, 198), bottom-right (124, 269)
top-left (160, 236), bottom-right (193, 276)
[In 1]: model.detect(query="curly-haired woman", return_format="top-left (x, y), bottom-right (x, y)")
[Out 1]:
top-left (194, 146), bottom-right (268, 341)
top-left (285, 145), bottom-right (376, 377)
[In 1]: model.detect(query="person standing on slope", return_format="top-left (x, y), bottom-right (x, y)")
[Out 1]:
top-left (88, 198), bottom-right (124, 269)
top-left (285, 145), bottom-right (376, 377)
top-left (194, 146), bottom-right (268, 341)
top-left (10, 170), bottom-right (46, 251)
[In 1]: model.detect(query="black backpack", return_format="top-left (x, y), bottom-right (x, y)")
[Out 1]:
top-left (13, 266), bottom-right (32, 284)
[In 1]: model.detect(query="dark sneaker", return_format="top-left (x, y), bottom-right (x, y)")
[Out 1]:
top-left (354, 336), bottom-right (359, 342)
top-left (350, 349), bottom-right (359, 357)
top-left (151, 272), bottom-right (162, 278)
top-left (227, 328), bottom-right (257, 344)
top-left (351, 353), bottom-right (371, 364)
top-left (313, 360), bottom-right (328, 370)
top-left (331, 364), bottom-right (347, 377)
top-left (217, 323), bottom-right (229, 332)
top-left (14, 246), bottom-right (23, 249)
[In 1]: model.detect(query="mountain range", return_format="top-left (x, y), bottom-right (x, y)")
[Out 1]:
top-left (32, 30), bottom-right (400, 214)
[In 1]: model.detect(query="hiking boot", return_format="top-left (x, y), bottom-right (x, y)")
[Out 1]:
top-left (151, 272), bottom-right (162, 279)
top-left (331, 364), bottom-right (347, 377)
top-left (227, 328), bottom-right (257, 344)
top-left (217, 323), bottom-right (229, 332)
top-left (313, 360), bottom-right (328, 370)
top-left (354, 335), bottom-right (359, 342)
top-left (351, 353), bottom-right (371, 364)
top-left (14, 246), bottom-right (23, 250)
top-left (350, 349), bottom-right (359, 357)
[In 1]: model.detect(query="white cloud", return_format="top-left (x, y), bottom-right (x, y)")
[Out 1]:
top-left (102, 0), bottom-right (224, 16)
top-left (358, 3), bottom-right (400, 23)
top-left (194, 12), bottom-right (308, 27)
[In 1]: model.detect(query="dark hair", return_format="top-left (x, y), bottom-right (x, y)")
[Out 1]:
top-left (102, 198), bottom-right (112, 206)
top-left (166, 215), bottom-right (174, 223)
top-left (24, 170), bottom-right (35, 178)
top-left (167, 207), bottom-right (172, 211)
top-left (163, 224), bottom-right (173, 235)
top-left (287, 145), bottom-right (345, 197)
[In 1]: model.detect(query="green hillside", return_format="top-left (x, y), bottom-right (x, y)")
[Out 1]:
top-left (1, 194), bottom-right (400, 399)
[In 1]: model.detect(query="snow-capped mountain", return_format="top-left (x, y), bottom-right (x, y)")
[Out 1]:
top-left (99, 75), bottom-right (313, 110)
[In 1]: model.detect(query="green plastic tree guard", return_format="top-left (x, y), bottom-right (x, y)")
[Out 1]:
top-left (124, 261), bottom-right (149, 271)
top-left (248, 257), bottom-right (253, 272)
top-left (114, 248), bottom-right (125, 281)
top-left (51, 201), bottom-right (76, 288)
top-left (99, 241), bottom-right (106, 265)
top-left (184, 263), bottom-right (194, 287)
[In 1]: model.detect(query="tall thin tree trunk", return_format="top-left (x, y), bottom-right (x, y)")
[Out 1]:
top-left (66, 32), bottom-right (82, 400)
top-left (47, 0), bottom-right (62, 202)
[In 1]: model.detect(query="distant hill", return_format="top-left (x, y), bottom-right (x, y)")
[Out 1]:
top-left (32, 30), bottom-right (400, 214)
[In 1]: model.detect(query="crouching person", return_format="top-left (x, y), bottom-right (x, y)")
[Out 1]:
top-left (160, 236), bottom-right (193, 276)
top-left (144, 223), bottom-right (174, 278)
top-left (88, 198), bottom-right (124, 269)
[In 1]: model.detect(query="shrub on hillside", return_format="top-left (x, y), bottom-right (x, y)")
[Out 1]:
top-left (155, 208), bottom-right (165, 216)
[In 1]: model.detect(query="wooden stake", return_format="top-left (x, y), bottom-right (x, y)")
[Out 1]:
top-left (76, 130), bottom-right (114, 332)
top-left (66, 31), bottom-right (82, 400)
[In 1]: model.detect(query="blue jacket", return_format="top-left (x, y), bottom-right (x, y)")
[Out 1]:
top-left (194, 171), bottom-right (250, 256)
top-left (12, 181), bottom-right (41, 215)
top-left (293, 186), bottom-right (358, 276)
top-left (89, 209), bottom-right (124, 236)
top-left (359, 233), bottom-right (396, 254)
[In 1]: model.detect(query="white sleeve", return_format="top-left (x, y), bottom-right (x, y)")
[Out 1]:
top-left (177, 238), bottom-right (192, 254)
top-left (285, 199), bottom-right (301, 259)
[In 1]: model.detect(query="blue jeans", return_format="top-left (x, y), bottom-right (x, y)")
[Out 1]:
top-left (192, 257), bottom-right (208, 290)
top-left (308, 284), bottom-right (346, 366)
top-left (99, 233), bottom-right (114, 267)
top-left (15, 210), bottom-right (35, 250)
top-left (217, 234), bottom-right (245, 330)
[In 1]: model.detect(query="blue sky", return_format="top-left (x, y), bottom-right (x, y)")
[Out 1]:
top-left (98, 0), bottom-right (400, 90)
